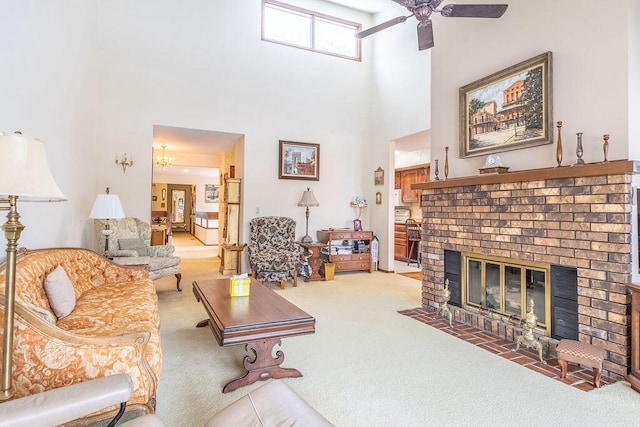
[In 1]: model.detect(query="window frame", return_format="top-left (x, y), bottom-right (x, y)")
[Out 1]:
top-left (261, 0), bottom-right (362, 62)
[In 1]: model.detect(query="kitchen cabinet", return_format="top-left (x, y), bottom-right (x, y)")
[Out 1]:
top-left (394, 223), bottom-right (407, 261)
top-left (397, 165), bottom-right (429, 203)
top-left (394, 222), bottom-right (422, 262)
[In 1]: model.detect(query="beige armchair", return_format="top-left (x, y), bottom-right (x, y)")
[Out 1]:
top-left (94, 217), bottom-right (182, 291)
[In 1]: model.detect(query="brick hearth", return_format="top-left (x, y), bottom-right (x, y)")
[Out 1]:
top-left (413, 160), bottom-right (640, 380)
top-left (399, 306), bottom-right (613, 391)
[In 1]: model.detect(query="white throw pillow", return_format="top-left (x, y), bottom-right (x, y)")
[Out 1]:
top-left (44, 265), bottom-right (76, 319)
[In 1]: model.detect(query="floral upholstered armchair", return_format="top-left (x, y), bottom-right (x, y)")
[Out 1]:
top-left (94, 217), bottom-right (182, 291)
top-left (247, 216), bottom-right (300, 289)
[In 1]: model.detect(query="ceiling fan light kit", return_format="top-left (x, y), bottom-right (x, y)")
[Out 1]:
top-left (355, 1), bottom-right (508, 51)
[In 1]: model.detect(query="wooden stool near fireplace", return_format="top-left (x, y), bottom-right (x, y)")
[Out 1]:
top-left (556, 339), bottom-right (605, 387)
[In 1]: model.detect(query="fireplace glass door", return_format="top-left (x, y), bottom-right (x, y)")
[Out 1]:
top-left (464, 254), bottom-right (550, 333)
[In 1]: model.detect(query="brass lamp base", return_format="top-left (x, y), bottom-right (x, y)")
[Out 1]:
top-left (300, 235), bottom-right (313, 243)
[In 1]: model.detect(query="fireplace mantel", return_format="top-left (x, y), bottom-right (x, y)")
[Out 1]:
top-left (413, 160), bottom-right (640, 190)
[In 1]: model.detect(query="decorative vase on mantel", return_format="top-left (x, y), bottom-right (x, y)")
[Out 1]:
top-left (571, 132), bottom-right (585, 166)
top-left (555, 121), bottom-right (563, 167)
top-left (603, 134), bottom-right (610, 162)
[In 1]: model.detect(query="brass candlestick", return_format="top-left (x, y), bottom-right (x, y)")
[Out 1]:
top-left (572, 132), bottom-right (585, 166)
top-left (438, 279), bottom-right (453, 327)
top-left (603, 134), bottom-right (609, 162)
top-left (433, 159), bottom-right (440, 181)
top-left (514, 299), bottom-right (546, 364)
top-left (444, 147), bottom-right (449, 180)
top-left (555, 121), bottom-right (563, 167)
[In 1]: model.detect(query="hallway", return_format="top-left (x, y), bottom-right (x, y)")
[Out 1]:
top-left (170, 232), bottom-right (218, 259)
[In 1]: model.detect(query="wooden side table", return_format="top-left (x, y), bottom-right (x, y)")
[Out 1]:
top-left (296, 242), bottom-right (327, 282)
top-left (219, 243), bottom-right (247, 275)
top-left (151, 225), bottom-right (167, 246)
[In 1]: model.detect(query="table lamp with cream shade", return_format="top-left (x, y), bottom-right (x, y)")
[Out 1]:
top-left (89, 188), bottom-right (125, 257)
top-left (0, 131), bottom-right (66, 400)
top-left (297, 187), bottom-right (319, 243)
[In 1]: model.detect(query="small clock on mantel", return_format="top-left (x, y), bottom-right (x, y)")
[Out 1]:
top-left (479, 155), bottom-right (509, 174)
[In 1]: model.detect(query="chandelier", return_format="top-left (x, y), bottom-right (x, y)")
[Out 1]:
top-left (155, 145), bottom-right (172, 168)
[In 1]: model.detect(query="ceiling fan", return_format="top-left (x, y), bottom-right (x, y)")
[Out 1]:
top-left (355, 1), bottom-right (508, 51)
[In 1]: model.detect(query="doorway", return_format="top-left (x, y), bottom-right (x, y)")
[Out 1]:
top-left (392, 130), bottom-right (431, 273)
top-left (151, 124), bottom-right (245, 251)
top-left (172, 189), bottom-right (186, 226)
top-left (167, 184), bottom-right (192, 233)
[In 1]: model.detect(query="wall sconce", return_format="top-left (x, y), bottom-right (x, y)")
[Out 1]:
top-left (115, 153), bottom-right (133, 173)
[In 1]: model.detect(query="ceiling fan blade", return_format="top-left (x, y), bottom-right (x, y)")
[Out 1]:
top-left (417, 20), bottom-right (434, 51)
top-left (354, 15), bottom-right (412, 39)
top-left (441, 4), bottom-right (508, 18)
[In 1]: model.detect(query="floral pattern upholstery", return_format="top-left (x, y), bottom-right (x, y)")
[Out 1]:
top-left (94, 217), bottom-right (182, 290)
top-left (0, 248), bottom-right (161, 418)
top-left (247, 217), bottom-right (300, 286)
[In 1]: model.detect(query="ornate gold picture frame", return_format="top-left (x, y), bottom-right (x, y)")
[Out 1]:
top-left (459, 52), bottom-right (553, 158)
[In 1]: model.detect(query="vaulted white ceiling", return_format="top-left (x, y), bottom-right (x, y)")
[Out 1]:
top-left (323, 0), bottom-right (398, 13)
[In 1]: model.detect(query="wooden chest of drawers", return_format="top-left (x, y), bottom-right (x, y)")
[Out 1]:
top-left (317, 229), bottom-right (373, 274)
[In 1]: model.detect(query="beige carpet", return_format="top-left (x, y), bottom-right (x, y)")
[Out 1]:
top-left (150, 241), bottom-right (640, 426)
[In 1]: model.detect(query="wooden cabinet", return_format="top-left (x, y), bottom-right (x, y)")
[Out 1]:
top-left (627, 283), bottom-right (640, 392)
top-left (220, 177), bottom-right (242, 275)
top-left (317, 229), bottom-right (373, 274)
top-left (151, 227), bottom-right (166, 246)
top-left (401, 169), bottom-right (419, 203)
top-left (194, 212), bottom-right (219, 246)
top-left (394, 171), bottom-right (401, 189)
top-left (396, 165), bottom-right (430, 203)
top-left (394, 223), bottom-right (407, 261)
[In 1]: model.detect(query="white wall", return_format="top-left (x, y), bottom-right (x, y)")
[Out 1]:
top-left (368, 6), bottom-right (431, 270)
top-left (2, 0), bottom-right (637, 267)
top-left (431, 0), bottom-right (637, 179)
top-left (629, 0), bottom-right (640, 161)
top-left (92, 0), bottom-right (375, 246)
top-left (0, 0), bottom-right (98, 251)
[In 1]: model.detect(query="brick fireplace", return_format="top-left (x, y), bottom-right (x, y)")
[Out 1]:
top-left (414, 160), bottom-right (639, 380)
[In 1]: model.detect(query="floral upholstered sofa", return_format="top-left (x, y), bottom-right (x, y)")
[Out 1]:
top-left (0, 248), bottom-right (161, 420)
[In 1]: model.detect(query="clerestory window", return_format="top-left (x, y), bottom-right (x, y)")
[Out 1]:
top-left (262, 0), bottom-right (362, 61)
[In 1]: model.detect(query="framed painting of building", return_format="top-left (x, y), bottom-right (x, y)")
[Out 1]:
top-left (278, 140), bottom-right (320, 180)
top-left (459, 51), bottom-right (553, 158)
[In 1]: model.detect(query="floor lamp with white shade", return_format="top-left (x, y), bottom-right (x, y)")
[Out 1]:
top-left (0, 131), bottom-right (66, 401)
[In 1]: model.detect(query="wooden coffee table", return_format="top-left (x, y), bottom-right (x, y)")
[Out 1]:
top-left (192, 278), bottom-right (315, 393)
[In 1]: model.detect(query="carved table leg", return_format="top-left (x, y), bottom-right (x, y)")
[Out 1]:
top-left (222, 339), bottom-right (302, 393)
